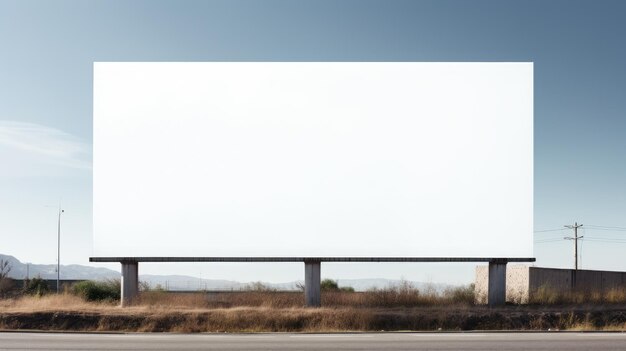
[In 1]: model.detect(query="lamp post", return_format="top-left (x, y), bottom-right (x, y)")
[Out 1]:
top-left (57, 206), bottom-right (64, 293)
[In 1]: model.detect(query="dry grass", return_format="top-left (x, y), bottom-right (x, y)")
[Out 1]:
top-left (139, 291), bottom-right (303, 309)
top-left (0, 294), bottom-right (116, 313)
top-left (569, 322), bottom-right (626, 331)
top-left (136, 282), bottom-right (475, 309)
top-left (529, 286), bottom-right (626, 305)
top-left (2, 284), bottom-right (626, 332)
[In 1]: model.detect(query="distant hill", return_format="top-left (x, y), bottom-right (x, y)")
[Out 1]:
top-left (1, 253), bottom-right (453, 291)
top-left (0, 254), bottom-right (118, 280)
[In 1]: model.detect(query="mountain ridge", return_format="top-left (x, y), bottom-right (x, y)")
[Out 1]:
top-left (0, 253), bottom-right (454, 291)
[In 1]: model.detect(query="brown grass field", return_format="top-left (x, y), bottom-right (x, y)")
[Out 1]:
top-left (2, 287), bottom-right (626, 332)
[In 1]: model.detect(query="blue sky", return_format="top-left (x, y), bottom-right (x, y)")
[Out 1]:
top-left (1, 0), bottom-right (625, 284)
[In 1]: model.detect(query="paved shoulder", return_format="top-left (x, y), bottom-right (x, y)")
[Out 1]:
top-left (1, 332), bottom-right (626, 350)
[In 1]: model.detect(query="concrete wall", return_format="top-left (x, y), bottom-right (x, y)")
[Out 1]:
top-left (529, 267), bottom-right (626, 293)
top-left (528, 267), bottom-right (572, 293)
top-left (475, 265), bottom-right (530, 304)
top-left (600, 271), bottom-right (626, 290)
top-left (476, 266), bottom-right (626, 304)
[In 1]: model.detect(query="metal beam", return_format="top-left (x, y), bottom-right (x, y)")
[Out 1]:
top-left (90, 257), bottom-right (535, 263)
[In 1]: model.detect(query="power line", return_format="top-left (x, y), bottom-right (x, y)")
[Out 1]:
top-left (534, 228), bottom-right (567, 233)
top-left (535, 224), bottom-right (626, 271)
top-left (534, 236), bottom-right (566, 241)
top-left (585, 236), bottom-right (626, 243)
top-left (534, 224), bottom-right (626, 249)
top-left (585, 224), bottom-right (626, 231)
top-left (535, 238), bottom-right (566, 244)
top-left (584, 227), bottom-right (626, 232)
top-left (585, 236), bottom-right (626, 241)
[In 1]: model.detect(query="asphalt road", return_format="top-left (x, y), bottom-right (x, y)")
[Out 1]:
top-left (1, 332), bottom-right (626, 350)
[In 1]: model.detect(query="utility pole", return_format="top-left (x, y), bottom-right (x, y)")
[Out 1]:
top-left (57, 205), bottom-right (64, 293)
top-left (564, 222), bottom-right (583, 270)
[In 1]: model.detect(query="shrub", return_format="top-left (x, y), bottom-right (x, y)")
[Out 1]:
top-left (139, 281), bottom-right (153, 292)
top-left (0, 277), bottom-right (15, 296)
top-left (0, 259), bottom-right (12, 289)
top-left (72, 279), bottom-right (120, 302)
top-left (244, 281), bottom-right (275, 291)
top-left (321, 279), bottom-right (339, 291)
top-left (23, 277), bottom-right (50, 296)
top-left (365, 280), bottom-right (422, 307)
top-left (0, 260), bottom-right (14, 297)
top-left (153, 283), bottom-right (166, 292)
top-left (321, 279), bottom-right (355, 292)
top-left (443, 283), bottom-right (475, 305)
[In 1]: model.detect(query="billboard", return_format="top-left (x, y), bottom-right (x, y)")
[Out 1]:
top-left (93, 62), bottom-right (533, 257)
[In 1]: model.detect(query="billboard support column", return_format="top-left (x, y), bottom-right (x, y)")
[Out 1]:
top-left (488, 259), bottom-right (507, 307)
top-left (304, 260), bottom-right (321, 307)
top-left (121, 260), bottom-right (139, 306)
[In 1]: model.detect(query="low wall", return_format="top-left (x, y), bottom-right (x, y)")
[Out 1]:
top-left (475, 266), bottom-right (626, 304)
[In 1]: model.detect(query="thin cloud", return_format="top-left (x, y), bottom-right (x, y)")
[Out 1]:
top-left (0, 120), bottom-right (91, 170)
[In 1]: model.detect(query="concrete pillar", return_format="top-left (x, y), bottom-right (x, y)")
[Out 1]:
top-left (121, 261), bottom-right (139, 306)
top-left (488, 260), bottom-right (507, 307)
top-left (304, 260), bottom-right (321, 307)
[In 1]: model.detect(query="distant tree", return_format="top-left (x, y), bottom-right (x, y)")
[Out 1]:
top-left (139, 280), bottom-right (152, 292)
top-left (0, 259), bottom-right (11, 281)
top-left (321, 279), bottom-right (339, 291)
top-left (245, 281), bottom-right (275, 292)
top-left (0, 259), bottom-right (12, 295)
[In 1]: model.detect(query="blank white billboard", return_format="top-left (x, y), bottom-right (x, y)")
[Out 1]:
top-left (93, 62), bottom-right (533, 258)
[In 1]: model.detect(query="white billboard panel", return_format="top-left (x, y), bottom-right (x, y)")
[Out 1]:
top-left (93, 62), bottom-right (533, 257)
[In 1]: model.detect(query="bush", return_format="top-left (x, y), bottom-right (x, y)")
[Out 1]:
top-left (321, 279), bottom-right (355, 292)
top-left (443, 283), bottom-right (475, 305)
top-left (139, 281), bottom-right (154, 292)
top-left (365, 280), bottom-right (422, 307)
top-left (244, 281), bottom-right (275, 292)
top-left (72, 280), bottom-right (120, 302)
top-left (0, 277), bottom-right (15, 296)
top-left (320, 279), bottom-right (339, 291)
top-left (23, 277), bottom-right (50, 296)
top-left (0, 259), bottom-right (12, 294)
top-left (321, 279), bottom-right (339, 291)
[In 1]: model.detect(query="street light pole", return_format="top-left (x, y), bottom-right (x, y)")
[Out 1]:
top-left (57, 205), bottom-right (64, 293)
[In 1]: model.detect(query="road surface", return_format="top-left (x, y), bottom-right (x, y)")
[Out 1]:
top-left (1, 332), bottom-right (626, 350)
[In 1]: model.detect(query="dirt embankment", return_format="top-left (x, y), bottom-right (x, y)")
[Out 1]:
top-left (2, 307), bottom-right (626, 332)
top-left (2, 293), bottom-right (626, 332)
